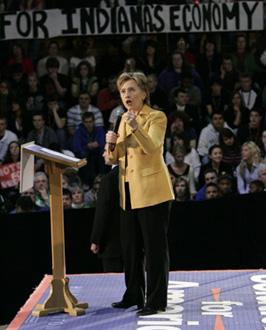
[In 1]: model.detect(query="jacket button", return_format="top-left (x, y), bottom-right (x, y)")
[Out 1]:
top-left (129, 155), bottom-right (133, 159)
top-left (130, 169), bottom-right (134, 173)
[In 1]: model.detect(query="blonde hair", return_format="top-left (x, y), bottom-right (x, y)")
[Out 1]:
top-left (116, 72), bottom-right (149, 104)
top-left (239, 141), bottom-right (261, 178)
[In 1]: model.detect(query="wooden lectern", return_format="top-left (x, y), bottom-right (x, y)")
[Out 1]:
top-left (20, 143), bottom-right (88, 317)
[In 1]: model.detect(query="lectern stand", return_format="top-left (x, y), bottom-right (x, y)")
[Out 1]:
top-left (20, 143), bottom-right (88, 317)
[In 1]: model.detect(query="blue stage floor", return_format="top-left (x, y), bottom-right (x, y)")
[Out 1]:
top-left (7, 270), bottom-right (266, 330)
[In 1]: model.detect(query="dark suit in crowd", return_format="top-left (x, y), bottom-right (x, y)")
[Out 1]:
top-left (90, 165), bottom-right (123, 272)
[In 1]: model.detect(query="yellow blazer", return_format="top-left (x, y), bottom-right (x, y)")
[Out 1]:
top-left (107, 104), bottom-right (174, 210)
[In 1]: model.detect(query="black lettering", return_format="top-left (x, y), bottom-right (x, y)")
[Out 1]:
top-left (130, 5), bottom-right (143, 33)
top-left (182, 4), bottom-right (192, 32)
top-left (202, 4), bottom-right (212, 32)
top-left (143, 5), bottom-right (153, 32)
top-left (192, 4), bottom-right (201, 30)
top-left (242, 2), bottom-right (259, 30)
top-left (117, 6), bottom-right (130, 33)
top-left (32, 11), bottom-right (48, 38)
top-left (222, 3), bottom-right (239, 30)
top-left (80, 8), bottom-right (95, 34)
top-left (0, 13), bottom-right (12, 39)
top-left (110, 6), bottom-right (117, 33)
top-left (170, 6), bottom-right (181, 31)
top-left (17, 12), bottom-right (31, 37)
top-left (61, 8), bottom-right (78, 34)
top-left (212, 3), bottom-right (221, 30)
top-left (96, 8), bottom-right (109, 33)
top-left (153, 5), bottom-right (164, 32)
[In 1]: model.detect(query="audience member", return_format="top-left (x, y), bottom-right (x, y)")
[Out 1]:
top-left (238, 73), bottom-right (260, 111)
top-left (33, 171), bottom-right (50, 208)
top-left (249, 180), bottom-right (265, 193)
top-left (2, 141), bottom-right (20, 164)
top-left (70, 184), bottom-right (92, 208)
top-left (194, 168), bottom-right (218, 201)
top-left (0, 116), bottom-right (18, 163)
top-left (217, 174), bottom-right (234, 197)
top-left (219, 128), bottom-right (241, 169)
top-left (62, 188), bottom-right (72, 209)
top-left (205, 182), bottom-right (220, 200)
top-left (25, 72), bottom-right (44, 113)
top-left (237, 108), bottom-right (264, 145)
top-left (7, 43), bottom-right (33, 75)
top-left (173, 177), bottom-right (191, 202)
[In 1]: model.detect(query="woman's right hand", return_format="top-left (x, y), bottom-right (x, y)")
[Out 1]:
top-left (106, 131), bottom-right (118, 144)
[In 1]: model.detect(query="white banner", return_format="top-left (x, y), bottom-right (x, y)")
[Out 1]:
top-left (0, 2), bottom-right (263, 40)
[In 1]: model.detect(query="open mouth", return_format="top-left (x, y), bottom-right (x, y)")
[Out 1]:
top-left (125, 100), bottom-right (132, 106)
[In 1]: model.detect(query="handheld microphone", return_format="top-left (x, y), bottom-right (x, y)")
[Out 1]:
top-left (109, 107), bottom-right (124, 151)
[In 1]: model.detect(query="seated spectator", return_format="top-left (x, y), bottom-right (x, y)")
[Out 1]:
top-left (122, 57), bottom-right (139, 73)
top-left (0, 80), bottom-right (11, 117)
top-left (70, 184), bottom-right (93, 209)
top-left (223, 91), bottom-right (249, 131)
top-left (147, 73), bottom-right (167, 111)
top-left (97, 75), bottom-right (120, 127)
top-left (12, 196), bottom-right (35, 213)
top-left (168, 111), bottom-right (197, 149)
top-left (71, 60), bottom-right (99, 103)
top-left (63, 188), bottom-right (72, 209)
top-left (20, 187), bottom-right (46, 211)
top-left (258, 163), bottom-right (266, 190)
top-left (259, 129), bottom-right (266, 160)
top-left (2, 141), bottom-right (20, 164)
top-left (68, 91), bottom-right (104, 129)
top-left (174, 34), bottom-right (196, 67)
top-left (219, 128), bottom-right (241, 169)
top-left (33, 171), bottom-right (50, 208)
top-left (238, 73), bottom-right (261, 111)
top-left (231, 34), bottom-right (257, 75)
top-left (7, 43), bottom-right (33, 75)
top-left (165, 132), bottom-right (201, 182)
top-left (179, 72), bottom-right (202, 107)
top-left (205, 77), bottom-right (225, 119)
top-left (8, 63), bottom-right (28, 103)
top-left (198, 145), bottom-right (233, 188)
top-left (84, 174), bottom-right (104, 207)
top-left (7, 96), bottom-right (31, 142)
top-left (27, 112), bottom-right (58, 148)
top-left (220, 55), bottom-right (239, 105)
top-left (249, 180), bottom-right (265, 193)
top-left (137, 40), bottom-right (164, 75)
top-left (25, 72), bottom-right (44, 113)
top-left (0, 116), bottom-right (18, 163)
top-left (217, 174), bottom-right (234, 198)
top-left (46, 95), bottom-right (67, 149)
top-left (167, 144), bottom-right (196, 198)
top-left (40, 57), bottom-right (70, 105)
top-left (37, 40), bottom-right (69, 77)
top-left (237, 108), bottom-right (264, 145)
top-left (205, 182), bottom-right (220, 200)
top-left (168, 87), bottom-right (201, 133)
top-left (236, 141), bottom-right (262, 194)
top-left (72, 112), bottom-right (105, 186)
top-left (197, 111), bottom-right (229, 164)
top-left (194, 168), bottom-right (218, 201)
top-left (173, 177), bottom-right (191, 202)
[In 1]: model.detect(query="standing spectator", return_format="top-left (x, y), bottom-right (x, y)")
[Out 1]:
top-left (174, 35), bottom-right (196, 67)
top-left (137, 40), bottom-right (164, 75)
top-left (7, 43), bottom-right (33, 75)
top-left (236, 141), bottom-right (261, 194)
top-left (26, 112), bottom-right (58, 147)
top-left (197, 112), bottom-right (229, 164)
top-left (37, 40), bottom-right (69, 77)
top-left (0, 116), bottom-right (18, 163)
top-left (238, 73), bottom-right (260, 111)
top-left (68, 91), bottom-right (104, 129)
top-left (72, 112), bottom-right (105, 186)
top-left (97, 75), bottom-right (120, 127)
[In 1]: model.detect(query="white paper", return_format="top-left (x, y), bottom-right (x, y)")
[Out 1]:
top-left (20, 142), bottom-right (35, 193)
top-left (40, 148), bottom-right (80, 162)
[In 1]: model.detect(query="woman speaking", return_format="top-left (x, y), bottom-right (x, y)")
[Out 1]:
top-left (106, 72), bottom-right (174, 316)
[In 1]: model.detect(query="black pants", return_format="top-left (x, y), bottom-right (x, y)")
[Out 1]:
top-left (120, 186), bottom-right (169, 309)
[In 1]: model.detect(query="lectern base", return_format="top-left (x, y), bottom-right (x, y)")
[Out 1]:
top-left (32, 277), bottom-right (89, 317)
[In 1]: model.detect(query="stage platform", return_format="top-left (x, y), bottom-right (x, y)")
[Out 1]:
top-left (7, 270), bottom-right (266, 330)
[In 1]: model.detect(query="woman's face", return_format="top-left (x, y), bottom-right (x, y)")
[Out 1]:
top-left (210, 147), bottom-right (223, 163)
top-left (80, 65), bottom-right (89, 78)
top-left (172, 54), bottom-right (183, 69)
top-left (174, 151), bottom-right (185, 164)
top-left (232, 93), bottom-right (241, 106)
top-left (10, 142), bottom-right (20, 157)
top-left (223, 136), bottom-right (234, 146)
top-left (120, 79), bottom-right (146, 112)
top-left (72, 189), bottom-right (83, 204)
top-left (174, 180), bottom-right (186, 196)
top-left (171, 118), bottom-right (184, 134)
top-left (241, 145), bottom-right (251, 161)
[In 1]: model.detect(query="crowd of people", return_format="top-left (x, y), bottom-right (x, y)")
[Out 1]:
top-left (0, 29), bottom-right (266, 214)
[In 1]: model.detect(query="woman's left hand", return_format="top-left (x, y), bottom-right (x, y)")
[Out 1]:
top-left (124, 111), bottom-right (138, 131)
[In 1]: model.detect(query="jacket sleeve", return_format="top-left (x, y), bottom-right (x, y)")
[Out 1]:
top-left (132, 111), bottom-right (167, 155)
